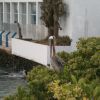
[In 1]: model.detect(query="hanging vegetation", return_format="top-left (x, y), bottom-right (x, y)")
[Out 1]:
top-left (41, 0), bottom-right (69, 38)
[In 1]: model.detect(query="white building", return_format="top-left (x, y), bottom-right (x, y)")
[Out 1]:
top-left (0, 0), bottom-right (100, 50)
top-left (0, 0), bottom-right (46, 40)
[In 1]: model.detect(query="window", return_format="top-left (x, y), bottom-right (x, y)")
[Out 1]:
top-left (0, 3), bottom-right (3, 13)
top-left (19, 3), bottom-right (26, 24)
top-left (5, 3), bottom-right (10, 23)
top-left (30, 3), bottom-right (36, 14)
top-left (14, 3), bottom-right (18, 13)
top-left (31, 15), bottom-right (36, 24)
top-left (6, 3), bottom-right (10, 12)
top-left (13, 3), bottom-right (18, 22)
top-left (28, 2), bottom-right (36, 24)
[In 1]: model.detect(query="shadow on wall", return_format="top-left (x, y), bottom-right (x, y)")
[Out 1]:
top-left (59, 3), bottom-right (70, 36)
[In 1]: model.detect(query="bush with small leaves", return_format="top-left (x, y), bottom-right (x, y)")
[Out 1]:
top-left (4, 37), bottom-right (100, 100)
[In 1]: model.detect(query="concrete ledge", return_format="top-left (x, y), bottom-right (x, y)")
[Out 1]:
top-left (12, 38), bottom-right (72, 66)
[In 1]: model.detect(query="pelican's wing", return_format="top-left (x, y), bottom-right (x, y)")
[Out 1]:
top-left (51, 55), bottom-right (65, 72)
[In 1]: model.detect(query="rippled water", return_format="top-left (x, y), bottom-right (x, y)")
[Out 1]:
top-left (0, 70), bottom-right (27, 100)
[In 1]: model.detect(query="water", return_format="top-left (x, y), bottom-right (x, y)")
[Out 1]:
top-left (0, 70), bottom-right (27, 100)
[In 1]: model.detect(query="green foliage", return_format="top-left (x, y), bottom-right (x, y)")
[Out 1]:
top-left (56, 36), bottom-right (72, 46)
top-left (93, 85), bottom-right (100, 99)
top-left (49, 37), bottom-right (100, 99)
top-left (77, 37), bottom-right (100, 58)
top-left (27, 65), bottom-right (59, 100)
top-left (41, 0), bottom-right (67, 37)
top-left (5, 37), bottom-right (100, 100)
top-left (4, 86), bottom-right (36, 100)
top-left (91, 51), bottom-right (100, 67)
top-left (41, 0), bottom-right (65, 27)
top-left (59, 37), bottom-right (100, 81)
top-left (16, 86), bottom-right (27, 100)
top-left (48, 79), bottom-right (84, 100)
top-left (34, 36), bottom-right (72, 46)
top-left (58, 51), bottom-right (70, 62)
top-left (4, 95), bottom-right (15, 100)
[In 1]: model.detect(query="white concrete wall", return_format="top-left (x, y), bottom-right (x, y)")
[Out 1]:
top-left (68, 0), bottom-right (100, 49)
top-left (59, 0), bottom-right (100, 50)
top-left (71, 0), bottom-right (100, 36)
top-left (12, 38), bottom-right (48, 65)
top-left (12, 38), bottom-right (72, 66)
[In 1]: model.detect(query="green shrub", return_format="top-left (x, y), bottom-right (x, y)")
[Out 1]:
top-left (4, 86), bottom-right (36, 100)
top-left (56, 36), bottom-right (72, 46)
top-left (27, 65), bottom-right (59, 100)
top-left (48, 80), bottom-right (84, 100)
top-left (58, 37), bottom-right (100, 81)
top-left (58, 51), bottom-right (70, 62)
top-left (4, 37), bottom-right (100, 100)
top-left (33, 36), bottom-right (72, 46)
top-left (51, 37), bottom-right (100, 99)
top-left (77, 37), bottom-right (100, 58)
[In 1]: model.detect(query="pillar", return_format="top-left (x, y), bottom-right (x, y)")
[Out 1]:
top-left (10, 2), bottom-right (13, 23)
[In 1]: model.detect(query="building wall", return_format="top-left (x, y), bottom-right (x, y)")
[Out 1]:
top-left (59, 0), bottom-right (72, 37)
top-left (68, 0), bottom-right (100, 49)
top-left (0, 0), bottom-right (48, 40)
top-left (58, 0), bottom-right (100, 50)
top-left (0, 0), bottom-right (100, 50)
top-left (0, 1), bottom-right (42, 25)
top-left (0, 0), bottom-right (42, 2)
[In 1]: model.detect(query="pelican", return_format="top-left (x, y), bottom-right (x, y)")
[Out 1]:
top-left (49, 36), bottom-right (65, 72)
